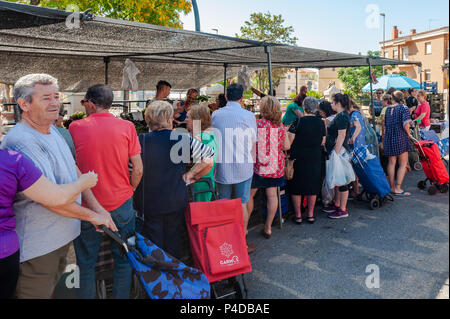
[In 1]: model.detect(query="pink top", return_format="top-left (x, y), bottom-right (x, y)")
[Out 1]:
top-left (254, 119), bottom-right (286, 178)
top-left (414, 101), bottom-right (431, 128)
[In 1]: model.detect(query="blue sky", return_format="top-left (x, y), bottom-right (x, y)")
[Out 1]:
top-left (181, 0), bottom-right (449, 55)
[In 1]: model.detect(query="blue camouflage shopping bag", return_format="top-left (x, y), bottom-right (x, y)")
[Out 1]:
top-left (126, 233), bottom-right (210, 299)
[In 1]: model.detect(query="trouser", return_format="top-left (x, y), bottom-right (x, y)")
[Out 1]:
top-left (15, 244), bottom-right (70, 299)
top-left (74, 198), bottom-right (136, 299)
top-left (142, 208), bottom-right (185, 260)
top-left (0, 250), bottom-right (20, 299)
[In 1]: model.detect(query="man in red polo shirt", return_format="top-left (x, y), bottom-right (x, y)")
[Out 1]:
top-left (69, 84), bottom-right (143, 299)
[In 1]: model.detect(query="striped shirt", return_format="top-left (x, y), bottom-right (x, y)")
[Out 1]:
top-left (212, 101), bottom-right (257, 184)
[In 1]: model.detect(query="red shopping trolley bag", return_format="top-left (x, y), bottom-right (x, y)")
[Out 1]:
top-left (185, 198), bottom-right (252, 283)
top-left (414, 140), bottom-right (449, 185)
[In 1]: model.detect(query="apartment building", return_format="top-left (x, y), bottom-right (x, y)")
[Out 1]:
top-left (318, 68), bottom-right (345, 93)
top-left (380, 26), bottom-right (449, 94)
top-left (276, 68), bottom-right (318, 98)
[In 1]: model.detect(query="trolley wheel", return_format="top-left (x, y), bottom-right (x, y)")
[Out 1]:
top-left (417, 180), bottom-right (427, 190)
top-left (413, 162), bottom-right (423, 171)
top-left (370, 198), bottom-right (380, 210)
top-left (428, 185), bottom-right (438, 195)
top-left (234, 275), bottom-right (248, 299)
top-left (438, 184), bottom-right (449, 194)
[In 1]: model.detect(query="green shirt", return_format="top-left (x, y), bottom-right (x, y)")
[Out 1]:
top-left (282, 102), bottom-right (303, 125)
top-left (192, 131), bottom-right (217, 202)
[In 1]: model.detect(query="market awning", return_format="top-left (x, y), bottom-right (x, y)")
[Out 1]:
top-left (0, 0), bottom-right (421, 91)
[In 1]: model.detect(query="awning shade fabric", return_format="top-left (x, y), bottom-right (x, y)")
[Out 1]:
top-left (0, 1), bottom-right (420, 91)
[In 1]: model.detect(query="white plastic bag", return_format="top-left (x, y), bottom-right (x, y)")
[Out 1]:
top-left (237, 65), bottom-right (251, 91)
top-left (326, 149), bottom-right (356, 189)
top-left (321, 179), bottom-right (335, 206)
top-left (122, 59), bottom-right (141, 91)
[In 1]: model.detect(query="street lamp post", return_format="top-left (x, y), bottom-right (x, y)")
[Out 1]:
top-left (380, 13), bottom-right (386, 76)
top-left (192, 0), bottom-right (200, 32)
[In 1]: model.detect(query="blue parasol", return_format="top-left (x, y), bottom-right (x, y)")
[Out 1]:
top-left (362, 74), bottom-right (421, 92)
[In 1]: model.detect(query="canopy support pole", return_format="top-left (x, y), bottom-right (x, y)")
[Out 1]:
top-left (265, 46), bottom-right (273, 96)
top-left (367, 58), bottom-right (376, 130)
top-left (104, 57), bottom-right (110, 85)
top-left (192, 0), bottom-right (201, 32)
top-left (295, 67), bottom-right (299, 94)
top-left (223, 63), bottom-right (228, 94)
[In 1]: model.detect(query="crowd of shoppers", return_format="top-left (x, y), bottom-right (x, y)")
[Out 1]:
top-left (0, 72), bottom-right (432, 299)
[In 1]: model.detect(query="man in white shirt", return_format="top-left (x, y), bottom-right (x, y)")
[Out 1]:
top-left (212, 84), bottom-right (257, 253)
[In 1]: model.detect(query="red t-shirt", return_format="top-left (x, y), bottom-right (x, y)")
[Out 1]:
top-left (69, 113), bottom-right (141, 211)
top-left (254, 119), bottom-right (286, 178)
top-left (414, 101), bottom-right (431, 128)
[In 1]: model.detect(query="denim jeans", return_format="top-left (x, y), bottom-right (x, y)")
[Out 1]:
top-left (74, 198), bottom-right (135, 299)
top-left (216, 177), bottom-right (253, 204)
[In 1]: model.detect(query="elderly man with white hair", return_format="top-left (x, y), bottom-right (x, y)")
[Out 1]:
top-left (0, 74), bottom-right (117, 299)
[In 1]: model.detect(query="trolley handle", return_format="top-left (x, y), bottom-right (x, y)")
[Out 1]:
top-left (189, 177), bottom-right (218, 201)
top-left (100, 225), bottom-right (129, 253)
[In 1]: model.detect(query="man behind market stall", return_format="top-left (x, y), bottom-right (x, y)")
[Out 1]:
top-left (0, 74), bottom-right (116, 299)
top-left (146, 80), bottom-right (173, 107)
top-left (69, 84), bottom-right (144, 299)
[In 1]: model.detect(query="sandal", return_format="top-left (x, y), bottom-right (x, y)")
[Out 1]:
top-left (260, 229), bottom-right (271, 239)
top-left (307, 217), bottom-right (316, 224)
top-left (292, 216), bottom-right (303, 225)
top-left (393, 190), bottom-right (411, 197)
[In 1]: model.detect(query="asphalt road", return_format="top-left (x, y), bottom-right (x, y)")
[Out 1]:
top-left (245, 169), bottom-right (449, 299)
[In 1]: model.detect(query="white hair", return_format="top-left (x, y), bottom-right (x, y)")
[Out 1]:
top-left (144, 100), bottom-right (174, 131)
top-left (13, 74), bottom-right (59, 103)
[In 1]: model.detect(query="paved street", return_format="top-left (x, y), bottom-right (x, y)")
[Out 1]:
top-left (245, 170), bottom-right (449, 299)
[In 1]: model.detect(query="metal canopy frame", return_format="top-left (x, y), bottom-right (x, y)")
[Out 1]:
top-left (0, 0), bottom-right (422, 92)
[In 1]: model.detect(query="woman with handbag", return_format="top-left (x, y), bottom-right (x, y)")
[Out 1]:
top-left (287, 97), bottom-right (326, 224)
top-left (246, 96), bottom-right (290, 239)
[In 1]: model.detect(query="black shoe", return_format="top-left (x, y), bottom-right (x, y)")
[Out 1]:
top-left (307, 217), bottom-right (316, 224)
top-left (292, 216), bottom-right (303, 225)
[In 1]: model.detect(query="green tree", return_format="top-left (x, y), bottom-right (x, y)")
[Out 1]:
top-left (337, 51), bottom-right (384, 98)
top-left (236, 12), bottom-right (298, 94)
top-left (8, 0), bottom-right (192, 28)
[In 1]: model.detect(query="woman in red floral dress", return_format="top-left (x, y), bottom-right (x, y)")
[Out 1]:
top-left (246, 96), bottom-right (291, 239)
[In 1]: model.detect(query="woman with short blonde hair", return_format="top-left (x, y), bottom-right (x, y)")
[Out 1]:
top-left (145, 100), bottom-right (173, 131)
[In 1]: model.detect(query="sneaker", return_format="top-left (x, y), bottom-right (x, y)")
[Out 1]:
top-left (328, 209), bottom-right (349, 219)
top-left (322, 204), bottom-right (339, 213)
